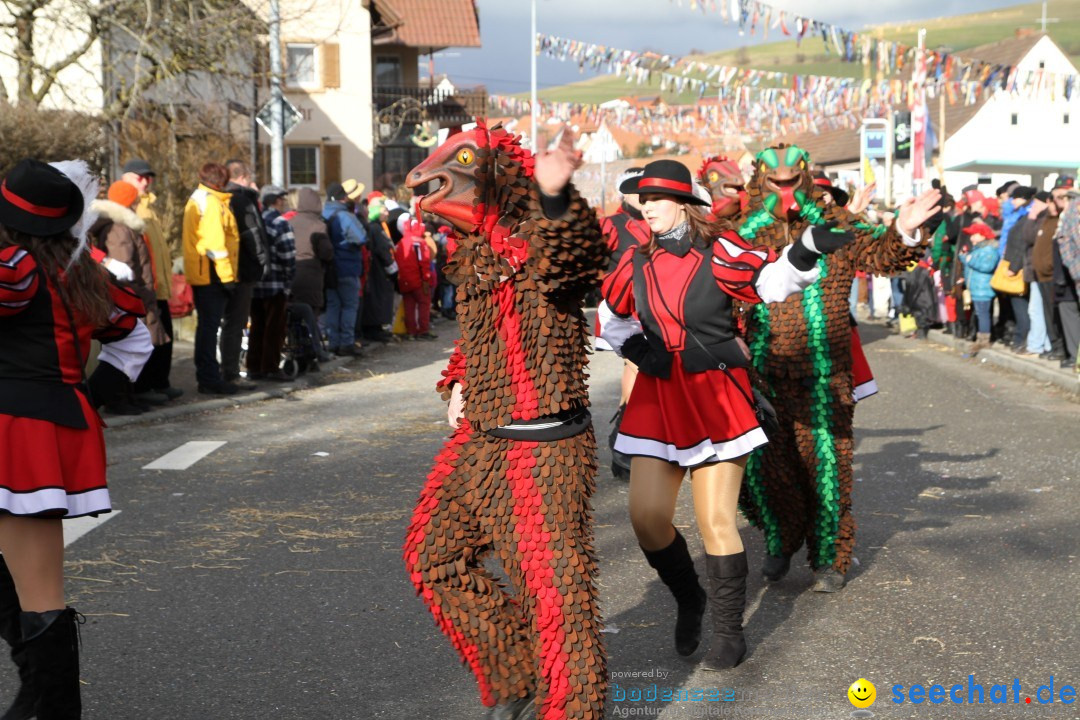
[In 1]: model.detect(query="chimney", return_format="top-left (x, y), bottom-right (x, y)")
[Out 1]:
top-left (1015, 27), bottom-right (1036, 38)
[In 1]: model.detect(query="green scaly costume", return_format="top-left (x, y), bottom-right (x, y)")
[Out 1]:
top-left (736, 144), bottom-right (929, 576)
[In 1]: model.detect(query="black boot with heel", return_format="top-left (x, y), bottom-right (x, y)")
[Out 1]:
top-left (0, 557), bottom-right (34, 720)
top-left (20, 608), bottom-right (83, 720)
top-left (642, 529), bottom-right (707, 656)
top-left (702, 551), bottom-right (748, 671)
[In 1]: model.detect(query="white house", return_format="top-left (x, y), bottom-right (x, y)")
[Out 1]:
top-left (778, 32), bottom-right (1080, 200)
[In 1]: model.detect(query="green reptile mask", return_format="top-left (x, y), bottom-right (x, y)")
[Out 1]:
top-left (749, 144), bottom-right (815, 221)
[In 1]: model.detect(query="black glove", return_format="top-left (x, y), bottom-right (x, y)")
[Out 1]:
top-left (808, 221), bottom-right (856, 254)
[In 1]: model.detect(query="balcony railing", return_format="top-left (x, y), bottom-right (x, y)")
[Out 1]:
top-left (373, 84), bottom-right (487, 126)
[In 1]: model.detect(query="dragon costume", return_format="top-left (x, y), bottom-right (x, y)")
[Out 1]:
top-left (402, 121), bottom-right (609, 719)
top-left (733, 144), bottom-right (930, 587)
top-left (698, 155), bottom-right (749, 222)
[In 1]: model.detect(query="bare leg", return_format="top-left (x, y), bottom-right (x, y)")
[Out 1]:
top-left (690, 458), bottom-right (747, 556)
top-left (619, 361), bottom-right (639, 406)
top-left (0, 516), bottom-right (65, 612)
top-left (628, 456), bottom-right (685, 551)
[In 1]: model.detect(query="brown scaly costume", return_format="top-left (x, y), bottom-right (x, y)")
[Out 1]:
top-left (402, 121), bottom-right (609, 719)
top-left (734, 144), bottom-right (930, 585)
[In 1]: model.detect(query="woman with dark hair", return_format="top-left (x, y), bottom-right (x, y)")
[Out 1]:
top-left (0, 159), bottom-right (151, 718)
top-left (600, 159), bottom-right (854, 670)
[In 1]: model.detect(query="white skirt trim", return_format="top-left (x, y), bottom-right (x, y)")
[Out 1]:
top-left (853, 379), bottom-right (879, 403)
top-left (0, 487), bottom-right (111, 518)
top-left (614, 427), bottom-right (769, 467)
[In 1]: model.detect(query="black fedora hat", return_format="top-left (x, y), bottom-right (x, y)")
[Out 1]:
top-left (0, 159), bottom-right (85, 237)
top-left (619, 159), bottom-right (710, 206)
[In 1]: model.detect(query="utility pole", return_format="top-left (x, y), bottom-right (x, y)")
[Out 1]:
top-left (531, 0), bottom-right (538, 152)
top-left (269, 0), bottom-right (285, 187)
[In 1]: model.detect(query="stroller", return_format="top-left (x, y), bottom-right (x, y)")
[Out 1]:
top-left (280, 304), bottom-right (322, 378)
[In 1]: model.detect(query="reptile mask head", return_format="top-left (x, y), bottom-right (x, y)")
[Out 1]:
top-left (406, 119), bottom-right (535, 235)
top-left (698, 155), bottom-right (747, 218)
top-left (749, 144), bottom-right (815, 221)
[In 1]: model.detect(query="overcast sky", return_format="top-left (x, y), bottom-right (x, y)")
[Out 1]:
top-left (431, 0), bottom-right (1035, 94)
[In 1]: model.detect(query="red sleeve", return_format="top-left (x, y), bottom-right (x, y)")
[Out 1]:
top-left (93, 280), bottom-right (147, 342)
top-left (601, 246), bottom-right (636, 317)
top-left (600, 215), bottom-right (620, 253)
top-left (709, 230), bottom-right (777, 304)
top-left (0, 246), bottom-right (40, 316)
top-left (436, 340), bottom-right (466, 399)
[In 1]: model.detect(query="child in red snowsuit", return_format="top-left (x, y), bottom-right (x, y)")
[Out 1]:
top-left (394, 219), bottom-right (435, 339)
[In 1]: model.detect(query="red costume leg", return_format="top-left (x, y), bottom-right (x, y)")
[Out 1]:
top-left (403, 423), bottom-right (535, 707)
top-left (492, 432), bottom-right (605, 720)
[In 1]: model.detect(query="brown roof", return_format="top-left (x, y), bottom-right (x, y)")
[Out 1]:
top-left (775, 32), bottom-right (1049, 165)
top-left (373, 0), bottom-right (481, 50)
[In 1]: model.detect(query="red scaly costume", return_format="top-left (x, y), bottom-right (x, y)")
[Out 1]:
top-left (402, 121), bottom-right (609, 719)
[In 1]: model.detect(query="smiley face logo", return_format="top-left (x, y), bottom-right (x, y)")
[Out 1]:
top-left (848, 678), bottom-right (876, 708)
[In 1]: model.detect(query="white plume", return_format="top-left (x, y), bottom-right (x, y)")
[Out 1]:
top-left (49, 159), bottom-right (100, 270)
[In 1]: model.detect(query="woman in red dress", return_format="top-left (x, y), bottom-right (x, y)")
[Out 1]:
top-left (0, 159), bottom-right (150, 718)
top-left (601, 160), bottom-right (854, 670)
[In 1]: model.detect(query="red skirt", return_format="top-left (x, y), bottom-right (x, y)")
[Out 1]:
top-left (0, 391), bottom-right (110, 518)
top-left (615, 354), bottom-right (767, 467)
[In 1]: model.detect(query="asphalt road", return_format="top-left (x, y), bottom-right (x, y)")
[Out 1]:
top-left (3, 322), bottom-right (1077, 719)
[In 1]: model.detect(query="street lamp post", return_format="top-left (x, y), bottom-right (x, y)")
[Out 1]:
top-left (531, 0), bottom-right (538, 152)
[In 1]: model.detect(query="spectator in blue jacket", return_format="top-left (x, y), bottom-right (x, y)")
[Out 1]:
top-left (322, 180), bottom-right (367, 356)
top-left (960, 221), bottom-right (1000, 352)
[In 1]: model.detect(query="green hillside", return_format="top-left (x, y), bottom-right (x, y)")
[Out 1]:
top-left (525, 0), bottom-right (1080, 105)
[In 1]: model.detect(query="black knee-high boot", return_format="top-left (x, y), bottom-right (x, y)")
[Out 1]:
top-left (20, 608), bottom-right (82, 720)
top-left (702, 551), bottom-right (748, 671)
top-left (641, 529), bottom-right (707, 656)
top-left (0, 557), bottom-right (34, 720)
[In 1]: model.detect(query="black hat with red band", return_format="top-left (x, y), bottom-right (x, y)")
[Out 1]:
top-left (811, 170), bottom-right (850, 208)
top-left (0, 159), bottom-right (85, 237)
top-left (619, 159), bottom-right (710, 206)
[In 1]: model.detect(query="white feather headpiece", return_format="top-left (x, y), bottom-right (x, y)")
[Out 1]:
top-left (48, 159), bottom-right (100, 269)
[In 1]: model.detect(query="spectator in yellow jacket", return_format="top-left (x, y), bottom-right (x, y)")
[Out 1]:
top-left (182, 163), bottom-right (241, 395)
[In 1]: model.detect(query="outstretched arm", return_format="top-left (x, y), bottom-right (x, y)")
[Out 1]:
top-left (846, 188), bottom-right (942, 274)
top-left (526, 131), bottom-right (608, 294)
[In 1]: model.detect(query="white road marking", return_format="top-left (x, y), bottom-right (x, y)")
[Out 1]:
top-left (64, 511), bottom-right (120, 548)
top-left (143, 441), bottom-right (227, 470)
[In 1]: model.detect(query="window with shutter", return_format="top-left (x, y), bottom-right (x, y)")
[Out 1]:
top-left (322, 43), bottom-right (340, 89)
top-left (323, 144), bottom-right (342, 187)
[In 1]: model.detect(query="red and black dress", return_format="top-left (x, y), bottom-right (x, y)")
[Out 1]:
top-left (600, 224), bottom-right (819, 466)
top-left (0, 245), bottom-right (145, 517)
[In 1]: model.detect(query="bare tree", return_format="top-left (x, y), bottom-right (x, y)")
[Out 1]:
top-left (0, 0), bottom-right (266, 118)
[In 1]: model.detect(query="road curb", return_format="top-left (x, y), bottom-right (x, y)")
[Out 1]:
top-left (926, 329), bottom-right (1080, 396)
top-left (104, 356), bottom-right (350, 428)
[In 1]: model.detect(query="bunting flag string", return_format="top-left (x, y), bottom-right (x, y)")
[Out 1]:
top-left (535, 32), bottom-right (1078, 115)
top-left (665, 0), bottom-right (1078, 95)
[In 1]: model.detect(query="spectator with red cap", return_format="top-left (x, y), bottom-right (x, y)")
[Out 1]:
top-left (960, 221), bottom-right (1000, 352)
top-left (394, 217), bottom-right (436, 340)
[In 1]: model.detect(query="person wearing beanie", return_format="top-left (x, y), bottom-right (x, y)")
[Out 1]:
top-left (960, 222), bottom-right (1000, 352)
top-left (358, 193), bottom-right (398, 343)
top-left (247, 185), bottom-right (297, 380)
top-left (89, 181), bottom-right (165, 414)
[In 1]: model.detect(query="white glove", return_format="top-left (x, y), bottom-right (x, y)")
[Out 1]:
top-left (102, 257), bottom-right (134, 282)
